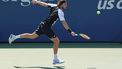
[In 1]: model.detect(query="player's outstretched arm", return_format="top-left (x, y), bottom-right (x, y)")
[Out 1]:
top-left (32, 0), bottom-right (49, 7)
top-left (61, 21), bottom-right (77, 36)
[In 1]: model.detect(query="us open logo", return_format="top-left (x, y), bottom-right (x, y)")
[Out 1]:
top-left (2, 0), bottom-right (54, 7)
top-left (97, 0), bottom-right (122, 10)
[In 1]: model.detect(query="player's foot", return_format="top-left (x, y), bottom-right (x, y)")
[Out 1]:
top-left (53, 58), bottom-right (64, 65)
top-left (9, 34), bottom-right (16, 44)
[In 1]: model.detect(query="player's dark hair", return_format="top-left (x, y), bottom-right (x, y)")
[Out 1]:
top-left (57, 0), bottom-right (66, 7)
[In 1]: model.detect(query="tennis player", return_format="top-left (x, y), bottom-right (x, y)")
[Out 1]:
top-left (9, 0), bottom-right (78, 64)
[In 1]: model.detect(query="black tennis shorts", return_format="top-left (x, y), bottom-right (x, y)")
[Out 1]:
top-left (35, 22), bottom-right (56, 38)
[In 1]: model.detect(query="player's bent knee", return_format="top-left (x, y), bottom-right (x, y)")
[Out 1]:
top-left (53, 37), bottom-right (60, 44)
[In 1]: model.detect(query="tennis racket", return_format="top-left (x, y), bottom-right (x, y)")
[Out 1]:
top-left (75, 33), bottom-right (91, 40)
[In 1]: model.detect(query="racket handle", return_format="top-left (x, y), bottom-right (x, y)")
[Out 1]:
top-left (74, 34), bottom-right (78, 36)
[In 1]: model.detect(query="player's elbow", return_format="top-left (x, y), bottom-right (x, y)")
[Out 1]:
top-left (32, 0), bottom-right (38, 5)
top-left (61, 20), bottom-right (66, 24)
top-left (61, 21), bottom-right (67, 26)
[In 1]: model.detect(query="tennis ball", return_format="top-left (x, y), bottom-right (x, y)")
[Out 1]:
top-left (97, 11), bottom-right (101, 15)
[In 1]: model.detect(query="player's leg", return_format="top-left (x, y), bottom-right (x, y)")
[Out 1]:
top-left (9, 32), bottom-right (39, 44)
top-left (45, 28), bottom-right (64, 64)
top-left (50, 36), bottom-right (59, 58)
top-left (9, 22), bottom-right (44, 44)
top-left (50, 37), bottom-right (64, 64)
top-left (16, 23), bottom-right (44, 39)
top-left (16, 32), bottom-right (39, 39)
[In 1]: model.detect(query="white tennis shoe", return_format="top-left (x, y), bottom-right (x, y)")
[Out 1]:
top-left (9, 34), bottom-right (16, 44)
top-left (53, 58), bottom-right (64, 65)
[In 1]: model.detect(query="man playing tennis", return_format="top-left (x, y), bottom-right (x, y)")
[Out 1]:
top-left (9, 0), bottom-right (76, 64)
top-left (9, 0), bottom-right (89, 64)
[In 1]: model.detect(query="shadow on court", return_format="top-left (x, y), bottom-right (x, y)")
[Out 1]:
top-left (14, 66), bottom-right (65, 69)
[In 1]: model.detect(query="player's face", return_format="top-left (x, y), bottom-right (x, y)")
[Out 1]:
top-left (62, 2), bottom-right (67, 9)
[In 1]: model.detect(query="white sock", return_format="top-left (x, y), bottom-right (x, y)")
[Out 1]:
top-left (15, 35), bottom-right (21, 39)
top-left (54, 54), bottom-right (58, 59)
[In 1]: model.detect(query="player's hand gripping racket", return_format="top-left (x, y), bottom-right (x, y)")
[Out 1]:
top-left (73, 32), bottom-right (91, 40)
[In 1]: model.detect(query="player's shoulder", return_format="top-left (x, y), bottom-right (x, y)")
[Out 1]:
top-left (58, 9), bottom-right (64, 14)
